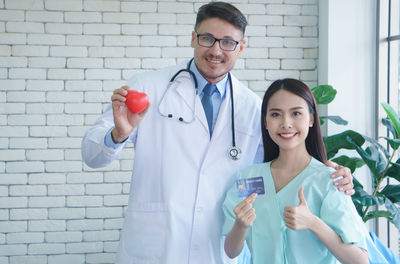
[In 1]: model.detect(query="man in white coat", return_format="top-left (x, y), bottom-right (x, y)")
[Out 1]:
top-left (81, 2), bottom-right (354, 264)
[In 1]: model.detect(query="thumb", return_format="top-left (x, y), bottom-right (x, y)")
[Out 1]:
top-left (298, 187), bottom-right (307, 206)
top-left (325, 160), bottom-right (339, 170)
top-left (246, 193), bottom-right (258, 204)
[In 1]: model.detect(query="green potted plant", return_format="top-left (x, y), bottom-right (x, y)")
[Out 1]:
top-left (312, 85), bottom-right (400, 229)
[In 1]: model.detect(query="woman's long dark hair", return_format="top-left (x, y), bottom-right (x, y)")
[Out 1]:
top-left (261, 79), bottom-right (327, 163)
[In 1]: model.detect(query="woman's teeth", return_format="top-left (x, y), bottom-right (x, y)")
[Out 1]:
top-left (280, 133), bottom-right (296, 138)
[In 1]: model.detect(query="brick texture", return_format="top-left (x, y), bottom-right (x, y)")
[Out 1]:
top-left (0, 0), bottom-right (318, 263)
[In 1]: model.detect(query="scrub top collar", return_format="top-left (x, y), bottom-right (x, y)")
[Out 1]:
top-left (190, 59), bottom-right (228, 98)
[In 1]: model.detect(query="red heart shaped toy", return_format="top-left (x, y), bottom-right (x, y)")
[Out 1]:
top-left (125, 90), bottom-right (149, 114)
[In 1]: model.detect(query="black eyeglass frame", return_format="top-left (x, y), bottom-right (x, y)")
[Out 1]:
top-left (195, 32), bottom-right (242, 51)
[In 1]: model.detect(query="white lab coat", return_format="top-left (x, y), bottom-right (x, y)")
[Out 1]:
top-left (81, 61), bottom-right (263, 264)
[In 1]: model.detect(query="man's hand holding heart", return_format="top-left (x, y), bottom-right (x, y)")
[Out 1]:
top-left (111, 86), bottom-right (150, 143)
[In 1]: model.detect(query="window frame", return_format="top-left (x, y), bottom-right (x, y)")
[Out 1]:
top-left (377, 0), bottom-right (400, 253)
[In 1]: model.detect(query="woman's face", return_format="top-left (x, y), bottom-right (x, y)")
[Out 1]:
top-left (265, 89), bottom-right (314, 153)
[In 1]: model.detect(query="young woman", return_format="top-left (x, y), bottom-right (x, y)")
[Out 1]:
top-left (222, 79), bottom-right (368, 264)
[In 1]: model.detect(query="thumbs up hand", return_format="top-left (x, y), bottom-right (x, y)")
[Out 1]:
top-left (283, 187), bottom-right (315, 230)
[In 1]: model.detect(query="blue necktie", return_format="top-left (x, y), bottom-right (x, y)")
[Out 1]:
top-left (201, 83), bottom-right (216, 136)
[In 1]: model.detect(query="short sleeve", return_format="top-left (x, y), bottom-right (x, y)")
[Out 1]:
top-left (320, 186), bottom-right (368, 250)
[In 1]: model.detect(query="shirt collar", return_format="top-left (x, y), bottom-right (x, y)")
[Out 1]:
top-left (189, 59), bottom-right (228, 97)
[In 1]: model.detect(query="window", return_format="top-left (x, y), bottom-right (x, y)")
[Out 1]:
top-left (377, 0), bottom-right (400, 254)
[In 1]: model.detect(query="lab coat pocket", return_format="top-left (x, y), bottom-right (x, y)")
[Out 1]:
top-left (123, 203), bottom-right (168, 260)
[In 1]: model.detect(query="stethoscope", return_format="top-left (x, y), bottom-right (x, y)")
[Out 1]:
top-left (158, 58), bottom-right (242, 160)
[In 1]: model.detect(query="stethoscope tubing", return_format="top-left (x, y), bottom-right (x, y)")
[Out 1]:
top-left (170, 66), bottom-right (199, 92)
top-left (166, 58), bottom-right (241, 160)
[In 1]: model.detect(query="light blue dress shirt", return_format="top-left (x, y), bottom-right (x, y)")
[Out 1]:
top-left (190, 59), bottom-right (227, 134)
top-left (105, 59), bottom-right (229, 148)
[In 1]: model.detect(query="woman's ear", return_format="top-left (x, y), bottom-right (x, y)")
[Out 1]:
top-left (309, 115), bottom-right (314, 127)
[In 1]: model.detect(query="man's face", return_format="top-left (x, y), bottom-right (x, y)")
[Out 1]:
top-left (191, 17), bottom-right (246, 84)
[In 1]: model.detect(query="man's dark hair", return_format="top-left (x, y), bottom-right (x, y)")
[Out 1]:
top-left (195, 2), bottom-right (247, 35)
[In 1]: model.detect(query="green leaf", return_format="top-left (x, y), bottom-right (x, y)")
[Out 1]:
top-left (352, 200), bottom-right (364, 217)
top-left (365, 146), bottom-right (387, 174)
top-left (381, 185), bottom-right (400, 203)
top-left (363, 135), bottom-right (390, 159)
top-left (386, 159), bottom-right (400, 182)
top-left (319, 117), bottom-right (325, 126)
top-left (312, 85), bottom-right (337, 104)
top-left (384, 137), bottom-right (400, 151)
top-left (382, 118), bottom-right (398, 139)
top-left (320, 115), bottom-right (348, 125)
top-left (346, 137), bottom-right (387, 188)
top-left (331, 155), bottom-right (365, 174)
top-left (352, 187), bottom-right (383, 206)
top-left (363, 210), bottom-right (393, 222)
top-left (385, 198), bottom-right (400, 230)
top-left (324, 130), bottom-right (365, 159)
top-left (381, 102), bottom-right (400, 138)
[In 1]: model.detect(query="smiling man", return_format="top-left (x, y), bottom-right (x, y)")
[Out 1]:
top-left (191, 17), bottom-right (245, 84)
top-left (81, 2), bottom-right (355, 264)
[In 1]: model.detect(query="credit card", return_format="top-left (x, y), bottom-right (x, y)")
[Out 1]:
top-left (236, 176), bottom-right (265, 198)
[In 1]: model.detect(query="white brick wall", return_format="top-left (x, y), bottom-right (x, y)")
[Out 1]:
top-left (0, 0), bottom-right (318, 263)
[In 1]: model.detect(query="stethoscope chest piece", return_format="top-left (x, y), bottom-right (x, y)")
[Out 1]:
top-left (229, 146), bottom-right (241, 160)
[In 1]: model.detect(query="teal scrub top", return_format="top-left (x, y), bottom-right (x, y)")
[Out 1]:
top-left (222, 158), bottom-right (367, 264)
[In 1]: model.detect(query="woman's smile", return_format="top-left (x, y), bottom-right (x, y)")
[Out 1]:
top-left (278, 132), bottom-right (298, 139)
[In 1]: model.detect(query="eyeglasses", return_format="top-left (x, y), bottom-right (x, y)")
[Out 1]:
top-left (196, 32), bottom-right (241, 51)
